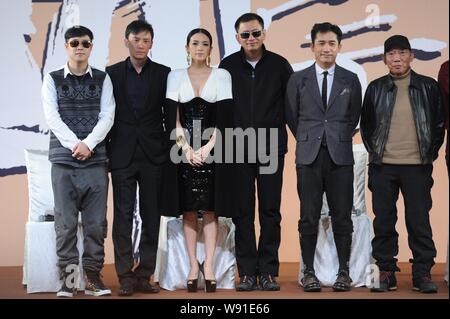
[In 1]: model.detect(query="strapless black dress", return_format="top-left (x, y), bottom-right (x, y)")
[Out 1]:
top-left (178, 97), bottom-right (217, 212)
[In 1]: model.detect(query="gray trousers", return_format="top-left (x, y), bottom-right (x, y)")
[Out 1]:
top-left (51, 163), bottom-right (108, 273)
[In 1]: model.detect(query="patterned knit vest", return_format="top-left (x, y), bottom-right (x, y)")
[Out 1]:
top-left (48, 67), bottom-right (107, 167)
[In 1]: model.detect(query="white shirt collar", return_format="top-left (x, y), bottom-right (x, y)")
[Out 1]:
top-left (315, 63), bottom-right (336, 76)
top-left (63, 63), bottom-right (93, 78)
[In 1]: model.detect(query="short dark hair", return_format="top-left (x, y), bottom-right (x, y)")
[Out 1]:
top-left (311, 22), bottom-right (343, 44)
top-left (64, 25), bottom-right (93, 42)
top-left (234, 13), bottom-right (264, 32)
top-left (186, 28), bottom-right (213, 46)
top-left (125, 20), bottom-right (154, 39)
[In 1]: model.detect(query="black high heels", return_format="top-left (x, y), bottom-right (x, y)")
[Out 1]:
top-left (186, 261), bottom-right (201, 293)
top-left (187, 278), bottom-right (198, 293)
top-left (199, 262), bottom-right (217, 293)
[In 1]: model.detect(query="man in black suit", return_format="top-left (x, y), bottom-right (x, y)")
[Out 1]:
top-left (285, 22), bottom-right (362, 292)
top-left (106, 20), bottom-right (170, 296)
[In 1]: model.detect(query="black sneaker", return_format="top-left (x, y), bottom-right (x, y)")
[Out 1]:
top-left (85, 272), bottom-right (111, 297)
top-left (57, 278), bottom-right (76, 298)
top-left (371, 271), bottom-right (397, 292)
top-left (135, 278), bottom-right (160, 294)
top-left (236, 275), bottom-right (258, 291)
top-left (413, 275), bottom-right (438, 293)
top-left (57, 270), bottom-right (77, 298)
top-left (259, 274), bottom-right (280, 291)
top-left (301, 270), bottom-right (321, 292)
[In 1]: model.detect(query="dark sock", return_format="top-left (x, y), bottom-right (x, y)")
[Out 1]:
top-left (300, 234), bottom-right (318, 272)
top-left (334, 234), bottom-right (352, 272)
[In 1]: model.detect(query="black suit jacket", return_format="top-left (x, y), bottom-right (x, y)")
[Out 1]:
top-left (106, 58), bottom-right (171, 169)
top-left (285, 63), bottom-right (362, 166)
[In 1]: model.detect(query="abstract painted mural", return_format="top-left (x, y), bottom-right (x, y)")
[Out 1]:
top-left (0, 0), bottom-right (448, 176)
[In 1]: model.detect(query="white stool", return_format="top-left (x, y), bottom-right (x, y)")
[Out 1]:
top-left (298, 214), bottom-right (372, 287)
top-left (25, 221), bottom-right (85, 293)
top-left (299, 144), bottom-right (372, 287)
top-left (158, 217), bottom-right (236, 291)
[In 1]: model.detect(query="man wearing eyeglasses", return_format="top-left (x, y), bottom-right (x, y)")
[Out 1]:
top-left (285, 22), bottom-right (362, 292)
top-left (219, 13), bottom-right (293, 292)
top-left (42, 25), bottom-right (115, 297)
top-left (361, 35), bottom-right (444, 293)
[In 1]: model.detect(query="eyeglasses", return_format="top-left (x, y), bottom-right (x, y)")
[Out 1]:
top-left (239, 30), bottom-right (262, 39)
top-left (68, 40), bottom-right (92, 49)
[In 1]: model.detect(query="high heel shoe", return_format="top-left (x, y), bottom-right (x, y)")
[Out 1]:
top-left (199, 262), bottom-right (217, 293)
top-left (186, 278), bottom-right (198, 293)
top-left (205, 279), bottom-right (217, 293)
top-left (187, 262), bottom-right (201, 293)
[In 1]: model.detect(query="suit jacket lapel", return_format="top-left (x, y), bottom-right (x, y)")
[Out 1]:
top-left (327, 65), bottom-right (345, 110)
top-left (305, 65), bottom-right (325, 112)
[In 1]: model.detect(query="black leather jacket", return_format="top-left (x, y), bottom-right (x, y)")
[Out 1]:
top-left (361, 70), bottom-right (445, 164)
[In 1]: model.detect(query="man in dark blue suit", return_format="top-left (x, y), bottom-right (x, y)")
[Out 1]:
top-left (286, 22), bottom-right (362, 292)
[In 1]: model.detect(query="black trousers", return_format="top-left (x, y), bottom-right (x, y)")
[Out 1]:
top-left (296, 146), bottom-right (354, 272)
top-left (232, 156), bottom-right (284, 277)
top-left (368, 163), bottom-right (436, 277)
top-left (112, 144), bottom-right (162, 284)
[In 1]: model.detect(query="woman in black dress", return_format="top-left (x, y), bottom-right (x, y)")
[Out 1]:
top-left (164, 29), bottom-right (235, 292)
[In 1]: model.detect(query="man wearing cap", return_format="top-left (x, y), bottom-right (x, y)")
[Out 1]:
top-left (361, 35), bottom-right (444, 293)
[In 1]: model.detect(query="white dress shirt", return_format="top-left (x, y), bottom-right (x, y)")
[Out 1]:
top-left (42, 63), bottom-right (115, 152)
top-left (315, 63), bottom-right (336, 105)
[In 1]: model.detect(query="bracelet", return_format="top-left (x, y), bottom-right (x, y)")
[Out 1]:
top-left (176, 135), bottom-right (186, 149)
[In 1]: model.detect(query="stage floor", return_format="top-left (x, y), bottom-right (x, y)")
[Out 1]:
top-left (1, 263), bottom-right (448, 299)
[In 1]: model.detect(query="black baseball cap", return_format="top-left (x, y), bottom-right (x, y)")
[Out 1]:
top-left (384, 35), bottom-right (411, 54)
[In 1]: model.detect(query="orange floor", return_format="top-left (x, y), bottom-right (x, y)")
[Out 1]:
top-left (1, 262), bottom-right (448, 299)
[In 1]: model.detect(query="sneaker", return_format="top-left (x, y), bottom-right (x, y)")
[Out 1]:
top-left (332, 269), bottom-right (352, 292)
top-left (85, 272), bottom-right (111, 297)
top-left (57, 279), bottom-right (76, 298)
top-left (259, 274), bottom-right (280, 291)
top-left (301, 270), bottom-right (321, 292)
top-left (236, 275), bottom-right (258, 291)
top-left (371, 271), bottom-right (397, 292)
top-left (56, 270), bottom-right (77, 298)
top-left (413, 275), bottom-right (438, 294)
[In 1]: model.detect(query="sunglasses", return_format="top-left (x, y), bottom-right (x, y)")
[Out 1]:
top-left (68, 40), bottom-right (92, 49)
top-left (239, 30), bottom-right (262, 39)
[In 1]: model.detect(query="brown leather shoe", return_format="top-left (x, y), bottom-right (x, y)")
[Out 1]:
top-left (301, 271), bottom-right (321, 292)
top-left (135, 278), bottom-right (160, 294)
top-left (332, 270), bottom-right (352, 292)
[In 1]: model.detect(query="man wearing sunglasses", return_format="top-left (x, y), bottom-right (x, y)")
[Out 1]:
top-left (106, 20), bottom-right (171, 296)
top-left (42, 25), bottom-right (115, 297)
top-left (219, 13), bottom-right (293, 292)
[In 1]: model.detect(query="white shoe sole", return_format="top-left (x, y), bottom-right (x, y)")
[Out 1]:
top-left (85, 289), bottom-right (112, 297)
top-left (57, 291), bottom-right (74, 298)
